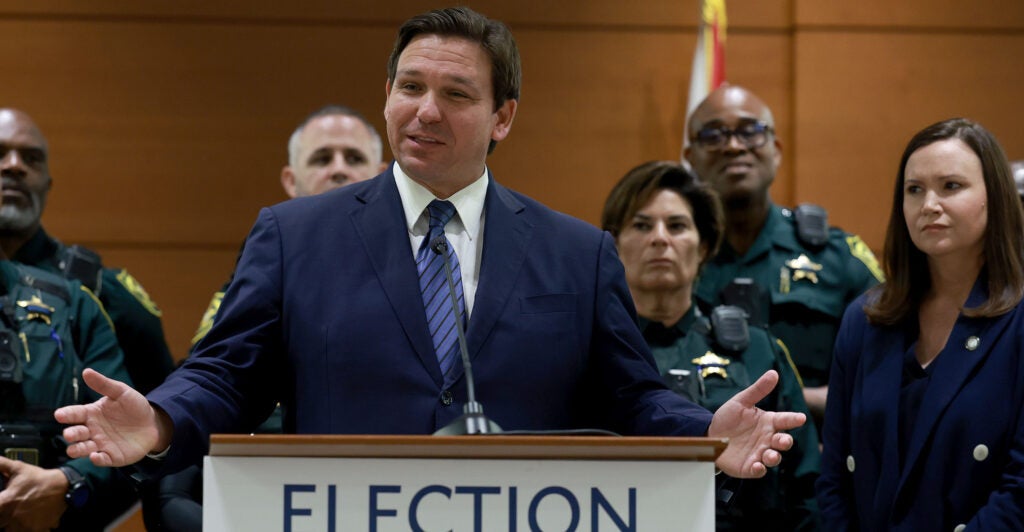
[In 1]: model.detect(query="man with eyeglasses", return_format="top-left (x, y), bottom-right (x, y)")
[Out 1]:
top-left (685, 85), bottom-right (883, 427)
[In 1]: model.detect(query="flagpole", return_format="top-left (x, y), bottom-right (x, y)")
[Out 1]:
top-left (682, 0), bottom-right (727, 160)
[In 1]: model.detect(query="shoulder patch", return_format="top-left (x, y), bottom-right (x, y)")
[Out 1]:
top-left (845, 235), bottom-right (885, 283)
top-left (191, 291), bottom-right (225, 347)
top-left (114, 270), bottom-right (162, 317)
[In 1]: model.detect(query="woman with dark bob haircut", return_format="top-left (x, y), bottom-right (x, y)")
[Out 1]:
top-left (817, 118), bottom-right (1024, 530)
top-left (603, 161), bottom-right (821, 531)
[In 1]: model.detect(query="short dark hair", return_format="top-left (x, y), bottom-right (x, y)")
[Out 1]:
top-left (387, 7), bottom-right (520, 110)
top-left (866, 118), bottom-right (1024, 324)
top-left (602, 161), bottom-right (724, 268)
top-left (386, 7), bottom-right (521, 154)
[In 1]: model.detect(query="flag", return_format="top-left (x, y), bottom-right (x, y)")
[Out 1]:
top-left (684, 0), bottom-right (727, 150)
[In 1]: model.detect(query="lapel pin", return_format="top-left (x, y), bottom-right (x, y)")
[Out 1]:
top-left (965, 336), bottom-right (980, 351)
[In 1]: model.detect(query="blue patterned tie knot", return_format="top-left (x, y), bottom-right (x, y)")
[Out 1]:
top-left (417, 200), bottom-right (464, 381)
top-left (427, 200), bottom-right (457, 235)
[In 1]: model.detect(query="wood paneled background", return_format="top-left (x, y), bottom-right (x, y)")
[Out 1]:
top-left (0, 1), bottom-right (1020, 529)
top-left (1, 0), bottom-right (1021, 364)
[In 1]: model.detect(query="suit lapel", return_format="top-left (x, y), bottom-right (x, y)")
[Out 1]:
top-left (893, 282), bottom-right (1010, 502)
top-left (351, 170), bottom-right (443, 384)
top-left (447, 179), bottom-right (532, 383)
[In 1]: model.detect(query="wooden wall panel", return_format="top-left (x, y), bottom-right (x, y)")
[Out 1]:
top-left (504, 30), bottom-right (791, 223)
top-left (0, 3), bottom-right (791, 369)
top-left (0, 19), bottom-right (396, 245)
top-left (95, 247), bottom-right (239, 361)
top-left (1, 3), bottom-right (792, 247)
top-left (796, 0), bottom-right (1024, 29)
top-left (1, 1), bottom-right (1016, 373)
top-left (4, 3), bottom-right (1020, 531)
top-left (0, 0), bottom-right (790, 29)
top-left (793, 31), bottom-right (1024, 250)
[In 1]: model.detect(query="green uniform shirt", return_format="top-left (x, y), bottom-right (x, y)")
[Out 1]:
top-left (0, 260), bottom-right (136, 530)
top-left (640, 303), bottom-right (820, 531)
top-left (694, 204), bottom-right (883, 388)
top-left (13, 227), bottom-right (174, 394)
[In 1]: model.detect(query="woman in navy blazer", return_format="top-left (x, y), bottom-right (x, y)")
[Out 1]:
top-left (817, 118), bottom-right (1024, 531)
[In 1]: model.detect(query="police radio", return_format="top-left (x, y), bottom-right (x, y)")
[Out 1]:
top-left (0, 294), bottom-right (26, 422)
top-left (0, 328), bottom-right (22, 384)
top-left (59, 245), bottom-right (104, 295)
top-left (793, 203), bottom-right (829, 247)
top-left (0, 300), bottom-right (50, 470)
top-left (719, 277), bottom-right (769, 328)
top-left (709, 305), bottom-right (750, 353)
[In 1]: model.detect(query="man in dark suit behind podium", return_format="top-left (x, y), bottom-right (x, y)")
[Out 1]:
top-left (56, 6), bottom-right (803, 480)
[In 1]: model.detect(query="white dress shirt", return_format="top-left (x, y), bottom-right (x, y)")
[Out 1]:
top-left (394, 163), bottom-right (487, 317)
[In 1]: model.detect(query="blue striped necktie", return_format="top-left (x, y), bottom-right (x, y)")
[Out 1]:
top-left (417, 200), bottom-right (465, 379)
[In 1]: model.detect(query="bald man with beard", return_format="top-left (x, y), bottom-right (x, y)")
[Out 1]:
top-left (0, 109), bottom-right (174, 396)
top-left (0, 109), bottom-right (141, 531)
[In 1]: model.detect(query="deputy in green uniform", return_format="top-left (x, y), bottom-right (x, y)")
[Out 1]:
top-left (603, 161), bottom-right (820, 531)
top-left (0, 258), bottom-right (136, 530)
top-left (684, 86), bottom-right (883, 423)
top-left (0, 108), bottom-right (173, 395)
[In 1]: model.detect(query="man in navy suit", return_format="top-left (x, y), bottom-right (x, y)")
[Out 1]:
top-left (56, 6), bottom-right (802, 480)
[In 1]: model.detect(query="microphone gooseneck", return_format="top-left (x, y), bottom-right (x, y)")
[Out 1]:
top-left (429, 236), bottom-right (502, 436)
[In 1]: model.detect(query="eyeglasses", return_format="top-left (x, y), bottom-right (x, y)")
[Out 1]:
top-left (691, 121), bottom-right (774, 150)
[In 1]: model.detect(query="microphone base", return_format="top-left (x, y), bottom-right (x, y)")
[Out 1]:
top-left (433, 413), bottom-right (503, 436)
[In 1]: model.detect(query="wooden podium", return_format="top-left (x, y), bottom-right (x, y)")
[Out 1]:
top-left (204, 434), bottom-right (726, 531)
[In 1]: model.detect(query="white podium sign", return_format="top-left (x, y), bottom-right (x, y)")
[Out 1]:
top-left (203, 435), bottom-right (723, 531)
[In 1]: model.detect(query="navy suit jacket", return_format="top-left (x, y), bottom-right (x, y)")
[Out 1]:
top-left (818, 280), bottom-right (1024, 531)
top-left (149, 169), bottom-right (713, 471)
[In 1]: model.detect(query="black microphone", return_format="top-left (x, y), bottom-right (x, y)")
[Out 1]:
top-left (429, 236), bottom-right (502, 435)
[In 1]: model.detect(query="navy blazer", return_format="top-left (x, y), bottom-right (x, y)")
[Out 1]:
top-left (148, 169), bottom-right (713, 471)
top-left (818, 280), bottom-right (1024, 531)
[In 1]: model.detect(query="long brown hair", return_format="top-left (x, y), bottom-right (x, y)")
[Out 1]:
top-left (865, 118), bottom-right (1024, 324)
